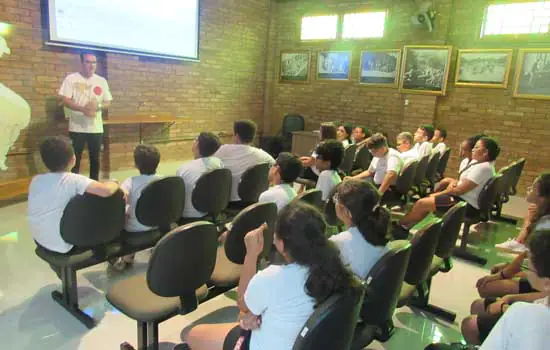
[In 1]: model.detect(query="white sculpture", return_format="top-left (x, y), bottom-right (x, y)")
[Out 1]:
top-left (0, 35), bottom-right (31, 171)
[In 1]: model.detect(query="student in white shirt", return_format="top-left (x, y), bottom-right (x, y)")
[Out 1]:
top-left (352, 125), bottom-right (370, 145)
top-left (300, 123), bottom-right (337, 182)
top-left (431, 127), bottom-right (447, 157)
top-left (214, 120), bottom-right (275, 202)
top-left (258, 152), bottom-right (302, 212)
top-left (28, 137), bottom-right (119, 270)
top-left (336, 122), bottom-right (353, 149)
top-left (185, 202), bottom-right (359, 350)
top-left (396, 132), bottom-right (419, 164)
top-left (177, 132), bottom-right (223, 218)
top-left (394, 137), bottom-right (499, 238)
top-left (58, 51), bottom-right (113, 180)
top-left (348, 133), bottom-right (403, 195)
top-left (330, 179), bottom-right (390, 279)
top-left (413, 124), bottom-right (434, 158)
top-left (314, 140), bottom-right (344, 201)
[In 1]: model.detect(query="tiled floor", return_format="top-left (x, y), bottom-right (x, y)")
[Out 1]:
top-left (0, 185), bottom-right (527, 350)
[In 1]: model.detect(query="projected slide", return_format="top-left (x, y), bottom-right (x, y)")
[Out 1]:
top-left (48, 0), bottom-right (199, 59)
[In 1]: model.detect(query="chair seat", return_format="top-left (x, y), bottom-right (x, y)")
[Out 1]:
top-left (35, 243), bottom-right (122, 269)
top-left (397, 282), bottom-right (416, 307)
top-left (121, 229), bottom-right (162, 249)
top-left (209, 244), bottom-right (242, 287)
top-left (106, 273), bottom-right (208, 323)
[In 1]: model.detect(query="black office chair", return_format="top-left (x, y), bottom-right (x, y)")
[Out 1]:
top-left (409, 202), bottom-right (467, 323)
top-left (227, 163), bottom-right (270, 212)
top-left (179, 168), bottom-right (232, 226)
top-left (382, 160), bottom-right (418, 208)
top-left (422, 152), bottom-right (441, 195)
top-left (453, 174), bottom-right (504, 266)
top-left (339, 144), bottom-right (358, 175)
top-left (293, 283), bottom-right (365, 350)
top-left (436, 148), bottom-right (451, 181)
top-left (260, 113), bottom-right (305, 157)
top-left (295, 189), bottom-right (324, 210)
top-left (410, 155), bottom-right (430, 196)
top-left (107, 222), bottom-right (218, 350)
top-left (34, 190), bottom-right (126, 328)
top-left (493, 165), bottom-right (515, 223)
top-left (351, 240), bottom-right (412, 349)
top-left (509, 158), bottom-right (525, 196)
top-left (351, 146), bottom-right (372, 175)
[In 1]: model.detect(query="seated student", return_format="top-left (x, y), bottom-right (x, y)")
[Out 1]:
top-left (300, 123), bottom-right (337, 182)
top-left (214, 120), bottom-right (275, 202)
top-left (396, 131), bottom-right (419, 164)
top-left (432, 127), bottom-right (447, 156)
top-left (28, 136), bottom-right (119, 256)
top-left (177, 132), bottom-right (223, 218)
top-left (352, 125), bottom-right (370, 145)
top-left (185, 202), bottom-right (358, 350)
top-left (330, 179), bottom-right (391, 279)
top-left (477, 229), bottom-right (550, 350)
top-left (314, 140), bottom-right (344, 201)
top-left (348, 133), bottom-right (403, 195)
top-left (336, 122), bottom-right (353, 148)
top-left (413, 124), bottom-right (435, 158)
top-left (258, 152), bottom-right (302, 212)
top-left (394, 137), bottom-right (499, 238)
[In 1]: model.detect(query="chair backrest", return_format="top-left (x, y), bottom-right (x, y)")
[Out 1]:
top-left (147, 221), bottom-right (218, 313)
top-left (498, 165), bottom-right (513, 196)
top-left (191, 168), bottom-right (232, 216)
top-left (395, 160), bottom-right (418, 195)
top-left (476, 174), bottom-right (504, 221)
top-left (135, 177), bottom-right (185, 229)
top-left (435, 201), bottom-right (467, 259)
top-left (425, 152), bottom-right (441, 184)
top-left (353, 146), bottom-right (372, 171)
top-left (60, 190), bottom-right (125, 247)
top-left (509, 158), bottom-right (525, 195)
top-left (292, 284), bottom-right (365, 350)
top-left (282, 113), bottom-right (305, 140)
top-left (413, 155), bottom-right (430, 186)
top-left (359, 240), bottom-right (412, 326)
top-left (437, 148), bottom-right (451, 175)
top-left (225, 202), bottom-right (278, 264)
top-left (323, 185), bottom-right (341, 227)
top-left (339, 144), bottom-right (358, 175)
top-left (295, 189), bottom-right (324, 210)
top-left (403, 218), bottom-right (442, 285)
top-left (238, 163), bottom-right (270, 204)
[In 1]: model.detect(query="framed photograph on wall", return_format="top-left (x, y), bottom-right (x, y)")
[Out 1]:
top-left (399, 45), bottom-right (453, 95)
top-left (279, 50), bottom-right (311, 83)
top-left (317, 51), bottom-right (352, 80)
top-left (359, 49), bottom-right (401, 87)
top-left (455, 49), bottom-right (513, 88)
top-left (513, 48), bottom-right (550, 100)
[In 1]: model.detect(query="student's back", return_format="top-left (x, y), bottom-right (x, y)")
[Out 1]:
top-left (121, 174), bottom-right (162, 232)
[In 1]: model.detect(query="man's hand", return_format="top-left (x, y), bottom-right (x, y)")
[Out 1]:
top-left (490, 262), bottom-right (509, 274)
top-left (487, 298), bottom-right (509, 315)
top-left (244, 223), bottom-right (267, 258)
top-left (300, 156), bottom-right (313, 167)
top-left (239, 312), bottom-right (261, 330)
top-left (476, 273), bottom-right (502, 290)
top-left (526, 203), bottom-right (538, 224)
top-left (83, 100), bottom-right (98, 117)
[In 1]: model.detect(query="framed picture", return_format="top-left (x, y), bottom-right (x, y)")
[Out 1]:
top-left (513, 49), bottom-right (550, 100)
top-left (399, 46), bottom-right (453, 95)
top-left (455, 49), bottom-right (513, 88)
top-left (279, 51), bottom-right (311, 83)
top-left (317, 51), bottom-right (352, 80)
top-left (359, 49), bottom-right (402, 87)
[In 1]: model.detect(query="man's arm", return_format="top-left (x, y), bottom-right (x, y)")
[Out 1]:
top-left (440, 178), bottom-right (478, 197)
top-left (350, 169), bottom-right (373, 180)
top-left (86, 181), bottom-right (119, 198)
top-left (378, 170), bottom-right (397, 194)
top-left (60, 96), bottom-right (86, 113)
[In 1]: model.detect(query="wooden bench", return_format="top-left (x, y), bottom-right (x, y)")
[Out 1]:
top-left (0, 176), bottom-right (32, 204)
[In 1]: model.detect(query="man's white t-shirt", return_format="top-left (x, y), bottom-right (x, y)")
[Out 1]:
top-left (59, 73), bottom-right (112, 134)
top-left (481, 298), bottom-right (550, 350)
top-left (28, 172), bottom-right (94, 253)
top-left (399, 147), bottom-right (419, 165)
top-left (457, 161), bottom-right (496, 209)
top-left (121, 174), bottom-right (162, 232)
top-left (316, 169), bottom-right (341, 201)
top-left (329, 226), bottom-right (387, 279)
top-left (258, 183), bottom-right (297, 212)
top-left (414, 142), bottom-right (433, 158)
top-left (214, 144), bottom-right (275, 201)
top-left (245, 264), bottom-right (315, 350)
top-left (368, 148), bottom-right (403, 185)
top-left (176, 157), bottom-right (224, 218)
top-left (433, 142), bottom-right (446, 157)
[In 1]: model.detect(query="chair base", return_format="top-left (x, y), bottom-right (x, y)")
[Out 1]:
top-left (412, 302), bottom-right (457, 323)
top-left (453, 247), bottom-right (487, 266)
top-left (120, 321), bottom-right (159, 350)
top-left (375, 319), bottom-right (395, 342)
top-left (51, 290), bottom-right (95, 329)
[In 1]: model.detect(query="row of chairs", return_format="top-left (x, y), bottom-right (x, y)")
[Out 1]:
top-left (493, 158), bottom-right (526, 222)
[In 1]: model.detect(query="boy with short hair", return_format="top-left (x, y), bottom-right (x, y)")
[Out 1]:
top-left (315, 140), bottom-right (344, 201)
top-left (432, 127), bottom-right (448, 157)
top-left (258, 152), bottom-right (303, 212)
top-left (414, 124), bottom-right (435, 158)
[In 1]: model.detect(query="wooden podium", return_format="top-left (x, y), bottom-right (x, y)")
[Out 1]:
top-left (291, 131), bottom-right (319, 156)
top-left (103, 114), bottom-right (181, 144)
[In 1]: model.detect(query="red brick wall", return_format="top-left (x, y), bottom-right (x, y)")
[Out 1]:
top-left (263, 0), bottom-right (550, 194)
top-left (0, 0), bottom-right (270, 181)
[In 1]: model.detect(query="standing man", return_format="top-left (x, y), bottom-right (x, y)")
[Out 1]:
top-left (58, 51), bottom-right (112, 180)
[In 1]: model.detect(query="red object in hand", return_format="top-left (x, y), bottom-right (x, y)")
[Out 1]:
top-left (93, 86), bottom-right (103, 95)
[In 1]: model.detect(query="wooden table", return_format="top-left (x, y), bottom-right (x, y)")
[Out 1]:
top-left (103, 115), bottom-right (182, 143)
top-left (291, 131), bottom-right (319, 156)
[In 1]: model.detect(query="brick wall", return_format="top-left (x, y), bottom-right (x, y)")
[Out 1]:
top-left (264, 0), bottom-right (550, 194)
top-left (0, 0), bottom-right (270, 181)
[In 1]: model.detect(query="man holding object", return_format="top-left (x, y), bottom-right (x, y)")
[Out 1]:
top-left (59, 52), bottom-right (112, 180)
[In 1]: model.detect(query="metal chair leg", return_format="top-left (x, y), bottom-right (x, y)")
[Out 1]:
top-left (51, 266), bottom-right (95, 328)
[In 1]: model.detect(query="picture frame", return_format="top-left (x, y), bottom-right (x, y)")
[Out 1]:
top-left (399, 45), bottom-right (453, 96)
top-left (455, 49), bottom-right (513, 88)
top-left (279, 50), bottom-right (311, 83)
top-left (513, 48), bottom-right (550, 100)
top-left (359, 49), bottom-right (402, 87)
top-left (317, 51), bottom-right (352, 80)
